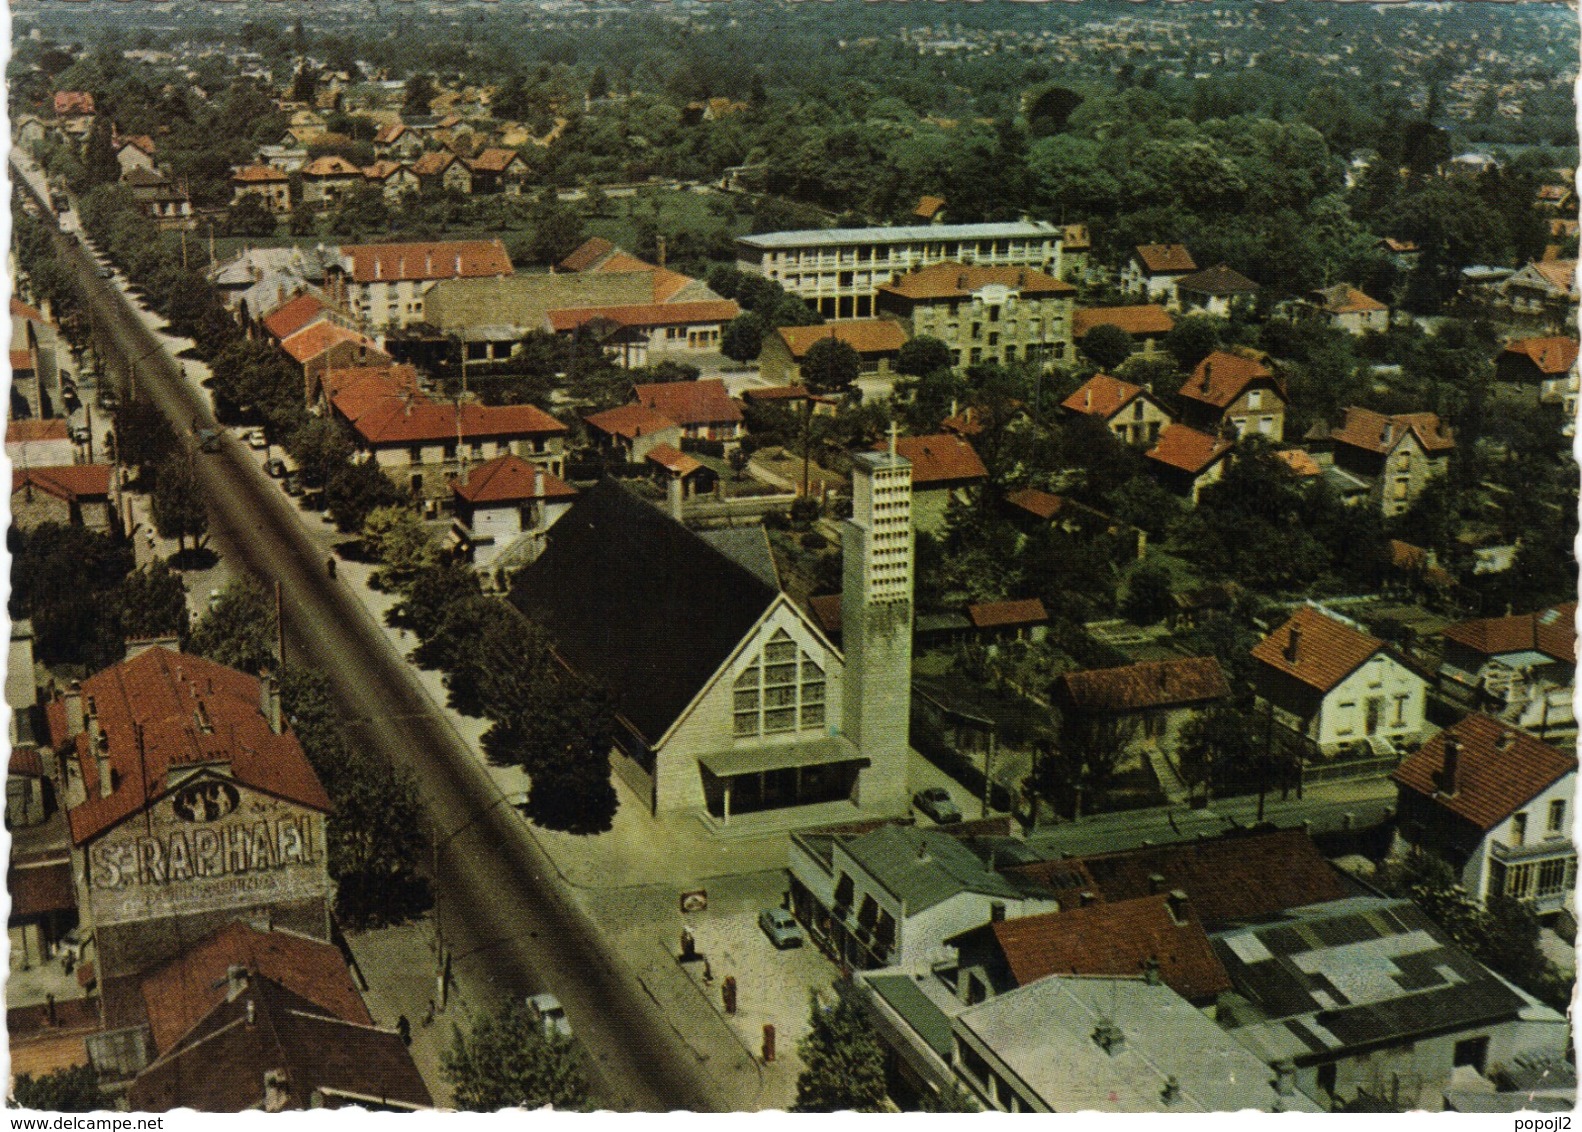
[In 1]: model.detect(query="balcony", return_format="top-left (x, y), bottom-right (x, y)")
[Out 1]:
top-left (1490, 836), bottom-right (1574, 865)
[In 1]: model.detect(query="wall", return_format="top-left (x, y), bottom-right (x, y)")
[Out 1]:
top-left (1464, 773), bottom-right (1575, 908)
top-left (1314, 654), bottom-right (1426, 752)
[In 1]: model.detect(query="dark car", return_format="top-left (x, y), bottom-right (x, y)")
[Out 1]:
top-left (283, 472), bottom-right (304, 497)
top-left (265, 457), bottom-right (287, 478)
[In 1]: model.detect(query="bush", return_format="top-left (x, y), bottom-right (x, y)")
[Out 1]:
top-left (790, 496), bottom-right (821, 525)
top-left (801, 532), bottom-right (828, 551)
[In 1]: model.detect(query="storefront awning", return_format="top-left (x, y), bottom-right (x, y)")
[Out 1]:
top-left (699, 736), bottom-right (869, 780)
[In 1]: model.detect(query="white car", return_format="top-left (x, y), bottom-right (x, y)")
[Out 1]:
top-left (525, 993), bottom-right (572, 1039)
top-left (246, 428), bottom-right (268, 450)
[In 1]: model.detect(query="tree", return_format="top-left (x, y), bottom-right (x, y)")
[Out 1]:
top-left (1176, 703), bottom-right (1263, 803)
top-left (112, 399), bottom-right (177, 483)
top-left (11, 1066), bottom-right (103, 1112)
top-left (404, 73), bottom-right (437, 117)
top-left (443, 1002), bottom-right (590, 1111)
top-left (83, 116), bottom-right (120, 187)
top-left (895, 335), bottom-right (955, 378)
top-left (9, 523), bottom-right (135, 669)
top-left (325, 460), bottom-right (404, 533)
top-left (800, 337), bottom-right (861, 395)
top-left (116, 560), bottom-right (190, 643)
top-left (152, 453), bottom-right (209, 556)
top-left (1031, 711), bottom-right (1138, 819)
top-left (793, 992), bottom-right (888, 1113)
top-left (1164, 314), bottom-right (1222, 372)
top-left (1079, 324), bottom-right (1135, 371)
top-left (720, 311), bottom-right (768, 365)
top-left (189, 578), bottom-right (277, 674)
top-left (527, 198), bottom-right (587, 266)
top-left (391, 560), bottom-right (483, 642)
top-left (226, 193), bottom-right (278, 238)
top-left (361, 505), bottom-right (440, 592)
top-left (1121, 563), bottom-right (1174, 626)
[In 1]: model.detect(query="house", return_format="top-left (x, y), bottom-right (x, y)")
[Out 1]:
top-left (360, 160), bottom-right (420, 205)
top-left (1176, 350), bottom-right (1287, 442)
top-left (1379, 237), bottom-right (1422, 271)
top-left (1210, 896), bottom-right (1569, 1109)
top-left (1144, 425), bottom-right (1232, 504)
top-left (1171, 263), bottom-right (1258, 316)
top-left (14, 114), bottom-right (48, 153)
top-left (1003, 488), bottom-right (1146, 562)
top-left (1053, 657), bottom-right (1230, 774)
top-left (12, 466), bottom-right (117, 534)
top-left (1438, 603), bottom-right (1575, 741)
top-left (410, 150), bottom-right (472, 196)
top-left (546, 300), bottom-right (741, 367)
top-left (1392, 714), bottom-right (1576, 917)
top-left (280, 321), bottom-right (391, 403)
top-left (465, 148), bottom-right (527, 194)
top-left (873, 263), bottom-right (1076, 370)
top-left (582, 403), bottom-right (683, 464)
top-left (1059, 224), bottom-right (1091, 282)
top-left (298, 156), bottom-right (364, 209)
top-left (646, 444), bottom-right (717, 514)
top-left (759, 320), bottom-right (909, 387)
top-left (257, 144), bottom-right (309, 173)
top-left (739, 385), bottom-right (841, 418)
top-left (332, 380), bottom-right (567, 499)
top-left (1121, 244), bottom-right (1197, 301)
top-left (261, 291), bottom-right (338, 344)
top-left (7, 418), bottom-right (78, 467)
top-left (1072, 305), bottom-right (1175, 357)
top-left (736, 220), bottom-right (1064, 319)
top-left (1297, 284), bottom-right (1389, 335)
top-left (947, 892), bottom-right (1232, 1007)
top-left (371, 122), bottom-right (423, 161)
top-left (122, 168), bottom-right (194, 229)
top-left (877, 433), bottom-right (987, 534)
top-left (1496, 260), bottom-right (1577, 330)
top-left (1329, 407), bottom-right (1454, 517)
top-left (965, 599), bottom-right (1048, 652)
top-left (1495, 336), bottom-right (1577, 396)
top-left (126, 972), bottom-right (431, 1112)
top-left (43, 647), bottom-right (332, 979)
top-left (52, 91), bottom-right (95, 121)
top-left (513, 467), bottom-right (914, 821)
top-left (115, 135), bottom-right (156, 176)
top-left (337, 239), bottom-right (514, 330)
top-left (230, 164), bottom-right (292, 213)
top-left (630, 379), bottom-right (744, 447)
top-left (1060, 374), bottom-right (1173, 447)
top-left (856, 968), bottom-right (1317, 1114)
top-left (11, 296), bottom-right (68, 419)
top-left (788, 823), bottom-right (1060, 971)
top-left (450, 454), bottom-right (576, 572)
top-left (913, 194), bottom-right (946, 224)
top-left (1251, 606), bottom-right (1428, 756)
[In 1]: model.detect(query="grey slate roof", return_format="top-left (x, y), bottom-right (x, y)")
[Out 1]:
top-left (698, 527), bottom-right (781, 592)
top-left (738, 221), bottom-right (1059, 250)
top-left (842, 825), bottom-right (1025, 912)
top-left (509, 480), bottom-right (778, 745)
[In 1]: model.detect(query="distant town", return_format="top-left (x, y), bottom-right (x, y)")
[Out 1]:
top-left (4, 0), bottom-right (1578, 1116)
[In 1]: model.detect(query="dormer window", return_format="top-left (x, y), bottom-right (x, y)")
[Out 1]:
top-left (1247, 389), bottom-right (1262, 409)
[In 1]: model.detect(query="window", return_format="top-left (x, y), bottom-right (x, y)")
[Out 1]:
top-left (1247, 389), bottom-right (1263, 409)
top-left (1537, 856), bottom-right (1574, 897)
top-left (1336, 702), bottom-right (1356, 736)
top-left (1512, 811), bottom-right (1528, 847)
top-left (1453, 1037), bottom-right (1489, 1073)
top-left (730, 630), bottom-right (829, 738)
top-left (1549, 798), bottom-right (1567, 833)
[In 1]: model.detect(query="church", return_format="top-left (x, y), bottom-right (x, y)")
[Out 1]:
top-left (510, 447), bottom-right (915, 824)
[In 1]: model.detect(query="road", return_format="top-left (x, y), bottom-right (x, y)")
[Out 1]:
top-left (16, 155), bottom-right (721, 1112)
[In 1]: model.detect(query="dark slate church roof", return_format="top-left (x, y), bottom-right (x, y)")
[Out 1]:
top-left (510, 479), bottom-right (779, 745)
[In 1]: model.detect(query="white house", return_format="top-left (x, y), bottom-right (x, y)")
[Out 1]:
top-left (1120, 244), bottom-right (1197, 301)
top-left (1252, 606), bottom-right (1428, 755)
top-left (450, 454), bottom-right (577, 572)
top-left (788, 823), bottom-right (1060, 970)
top-left (1439, 603), bottom-right (1575, 742)
top-left (1392, 713), bottom-right (1576, 917)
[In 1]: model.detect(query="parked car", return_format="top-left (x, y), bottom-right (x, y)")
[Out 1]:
top-left (247, 429), bottom-right (268, 450)
top-left (525, 993), bottom-right (572, 1039)
top-left (758, 907), bottom-right (805, 949)
top-left (912, 786), bottom-right (963, 824)
top-left (282, 472), bottom-right (303, 497)
top-left (265, 457), bottom-right (287, 478)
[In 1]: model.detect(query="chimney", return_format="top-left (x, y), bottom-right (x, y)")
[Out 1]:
top-left (374, 257), bottom-right (382, 280)
top-left (226, 964), bottom-right (249, 1001)
top-left (261, 671), bottom-right (282, 734)
top-left (1091, 1018), bottom-right (1125, 1056)
top-left (1284, 625), bottom-right (1302, 664)
top-left (1078, 890), bottom-right (1097, 908)
top-left (989, 901), bottom-right (1006, 923)
top-left (1380, 421), bottom-right (1392, 446)
top-left (1273, 1061), bottom-right (1296, 1097)
top-left (247, 1000), bottom-right (258, 1027)
top-left (667, 473), bottom-right (684, 522)
top-left (534, 465), bottom-right (545, 501)
top-left (63, 681), bottom-right (84, 739)
top-left (1440, 735), bottom-right (1461, 795)
top-left (656, 236), bottom-right (666, 269)
top-left (263, 1069), bottom-right (290, 1113)
top-left (91, 716), bottom-right (113, 799)
top-left (1201, 361), bottom-right (1212, 391)
top-left (1165, 889), bottom-right (1189, 925)
top-left (1147, 872), bottom-right (1166, 895)
top-left (1496, 729), bottom-right (1517, 752)
top-left (1142, 957), bottom-right (1161, 986)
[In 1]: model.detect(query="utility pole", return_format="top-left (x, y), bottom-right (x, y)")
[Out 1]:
top-left (981, 726), bottom-right (997, 819)
top-left (275, 580), bottom-right (285, 667)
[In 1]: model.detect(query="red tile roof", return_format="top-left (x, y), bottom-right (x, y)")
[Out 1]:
top-left (301, 156), bottom-right (361, 177)
top-left (1314, 283), bottom-right (1387, 314)
top-left (13, 464), bottom-right (114, 503)
top-left (877, 262), bottom-right (1074, 302)
top-left (1145, 424), bottom-right (1231, 475)
top-left (1058, 657), bottom-right (1229, 712)
top-left (8, 860), bottom-right (75, 918)
top-left (231, 164), bottom-right (289, 184)
top-left (1502, 336), bottom-right (1579, 376)
top-left (776, 320), bottom-right (909, 359)
top-left (952, 895), bottom-right (1232, 1003)
top-left (262, 292), bottom-right (330, 340)
top-left (12, 350), bottom-right (36, 372)
top-left (1331, 407), bottom-right (1454, 454)
top-left (1073, 305), bottom-right (1175, 338)
top-left (632, 379), bottom-right (743, 427)
top-left (1132, 243), bottom-right (1196, 274)
top-left (1393, 713), bottom-right (1577, 832)
top-left (1005, 486), bottom-right (1064, 521)
top-left (342, 239), bottom-right (512, 284)
top-left (584, 403), bottom-right (679, 440)
top-left (547, 300), bottom-right (740, 332)
top-left (967, 598), bottom-right (1048, 629)
top-left (59, 648), bottom-right (331, 846)
top-left (452, 454), bottom-right (576, 505)
top-left (558, 237), bottom-right (617, 273)
top-left (645, 443), bottom-right (705, 477)
top-left (1442, 603), bottom-right (1576, 666)
top-left (373, 124), bottom-right (406, 145)
top-left (1530, 259), bottom-right (1578, 296)
top-left (1178, 350), bottom-right (1280, 410)
top-left (877, 433), bottom-right (988, 486)
top-left (1062, 374), bottom-right (1146, 420)
top-left (320, 364), bottom-right (421, 404)
top-left (280, 321), bottom-right (366, 364)
top-left (1275, 448), bottom-right (1322, 477)
top-left (409, 151), bottom-right (454, 177)
top-left (10, 297), bottom-right (48, 324)
top-left (1251, 606), bottom-right (1386, 693)
top-left (914, 195), bottom-right (946, 219)
top-left (6, 419), bottom-right (69, 443)
top-left (53, 91), bottom-right (95, 117)
top-left (466, 147), bottom-right (521, 173)
top-left (350, 399), bottom-right (565, 447)
top-left (360, 159), bottom-right (407, 181)
top-left (808, 594), bottom-right (843, 636)
top-left (137, 922), bottom-right (373, 1053)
